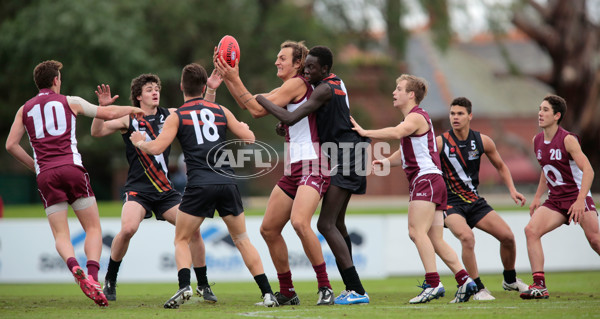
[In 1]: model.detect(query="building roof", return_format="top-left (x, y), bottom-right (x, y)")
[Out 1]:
top-left (406, 31), bottom-right (553, 119)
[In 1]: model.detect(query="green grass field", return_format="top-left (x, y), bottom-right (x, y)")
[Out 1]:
top-left (1, 272), bottom-right (599, 318)
top-left (2, 201), bottom-right (410, 218)
top-left (4, 201), bottom-right (535, 218)
top-left (2, 201), bottom-right (599, 318)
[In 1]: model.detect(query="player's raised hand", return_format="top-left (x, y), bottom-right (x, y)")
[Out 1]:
top-left (214, 53), bottom-right (239, 81)
top-left (95, 84), bottom-right (119, 106)
top-left (207, 68), bottom-right (223, 91)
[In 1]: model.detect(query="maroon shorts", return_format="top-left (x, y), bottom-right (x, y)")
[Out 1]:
top-left (409, 173), bottom-right (447, 211)
top-left (277, 161), bottom-right (330, 199)
top-left (542, 196), bottom-right (597, 224)
top-left (37, 164), bottom-right (95, 208)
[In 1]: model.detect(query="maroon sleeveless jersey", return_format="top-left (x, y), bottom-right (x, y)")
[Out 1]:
top-left (400, 106), bottom-right (443, 184)
top-left (533, 127), bottom-right (589, 201)
top-left (22, 89), bottom-right (83, 175)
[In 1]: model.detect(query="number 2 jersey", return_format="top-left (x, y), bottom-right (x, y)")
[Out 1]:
top-left (121, 107), bottom-right (174, 193)
top-left (22, 89), bottom-right (83, 175)
top-left (533, 127), bottom-right (590, 201)
top-left (439, 129), bottom-right (484, 206)
top-left (175, 97), bottom-right (235, 186)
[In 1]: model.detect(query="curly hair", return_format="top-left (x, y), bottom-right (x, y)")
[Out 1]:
top-left (130, 74), bottom-right (161, 108)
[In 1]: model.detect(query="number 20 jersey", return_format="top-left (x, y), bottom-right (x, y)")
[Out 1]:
top-left (533, 127), bottom-right (590, 201)
top-left (175, 98), bottom-right (235, 186)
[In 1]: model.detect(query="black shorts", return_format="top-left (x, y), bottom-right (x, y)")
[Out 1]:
top-left (123, 189), bottom-right (181, 220)
top-left (329, 144), bottom-right (368, 194)
top-left (444, 197), bottom-right (494, 229)
top-left (179, 184), bottom-right (243, 218)
top-left (330, 172), bottom-right (367, 195)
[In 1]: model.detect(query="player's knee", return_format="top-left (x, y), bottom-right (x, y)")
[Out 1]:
top-left (317, 219), bottom-right (333, 236)
top-left (231, 232), bottom-right (250, 248)
top-left (290, 218), bottom-right (310, 237)
top-left (586, 233), bottom-right (600, 252)
top-left (120, 224), bottom-right (139, 239)
top-left (459, 233), bottom-right (475, 249)
top-left (190, 229), bottom-right (201, 242)
top-left (524, 223), bottom-right (540, 239)
top-left (408, 228), bottom-right (419, 242)
top-left (498, 232), bottom-right (516, 247)
top-left (259, 225), bottom-right (271, 240)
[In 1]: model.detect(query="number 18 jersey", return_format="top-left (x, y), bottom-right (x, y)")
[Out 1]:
top-left (533, 127), bottom-right (589, 201)
top-left (175, 98), bottom-right (234, 186)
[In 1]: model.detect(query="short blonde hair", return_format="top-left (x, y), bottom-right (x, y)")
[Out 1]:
top-left (397, 74), bottom-right (428, 104)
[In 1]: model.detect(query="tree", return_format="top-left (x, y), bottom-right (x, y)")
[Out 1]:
top-left (512, 0), bottom-right (600, 190)
top-left (0, 0), bottom-right (334, 201)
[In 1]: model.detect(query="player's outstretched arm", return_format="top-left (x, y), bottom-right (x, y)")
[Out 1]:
top-left (223, 106), bottom-right (255, 144)
top-left (256, 82), bottom-right (331, 126)
top-left (351, 113), bottom-right (422, 140)
top-left (91, 84), bottom-right (129, 137)
top-left (67, 96), bottom-right (143, 120)
top-left (482, 134), bottom-right (526, 206)
top-left (130, 113), bottom-right (179, 155)
top-left (372, 149), bottom-right (403, 175)
top-left (5, 107), bottom-right (35, 172)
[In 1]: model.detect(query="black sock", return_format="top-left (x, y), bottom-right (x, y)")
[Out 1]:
top-left (178, 268), bottom-right (191, 289)
top-left (473, 277), bottom-right (485, 291)
top-left (342, 266), bottom-right (365, 295)
top-left (336, 260), bottom-right (348, 288)
top-left (254, 273), bottom-right (273, 297)
top-left (194, 266), bottom-right (208, 287)
top-left (503, 269), bottom-right (517, 284)
top-left (105, 258), bottom-right (121, 282)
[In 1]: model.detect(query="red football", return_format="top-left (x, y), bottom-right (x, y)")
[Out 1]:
top-left (217, 35), bottom-right (240, 67)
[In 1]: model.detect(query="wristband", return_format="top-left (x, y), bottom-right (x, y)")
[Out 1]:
top-left (206, 88), bottom-right (216, 95)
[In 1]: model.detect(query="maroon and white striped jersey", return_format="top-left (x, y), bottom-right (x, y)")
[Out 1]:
top-left (400, 106), bottom-right (443, 184)
top-left (533, 127), bottom-right (590, 201)
top-left (22, 89), bottom-right (82, 175)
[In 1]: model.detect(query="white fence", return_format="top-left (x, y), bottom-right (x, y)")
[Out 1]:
top-left (0, 212), bottom-right (598, 283)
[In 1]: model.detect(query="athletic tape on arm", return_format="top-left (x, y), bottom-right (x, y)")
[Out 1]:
top-left (67, 96), bottom-right (98, 117)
